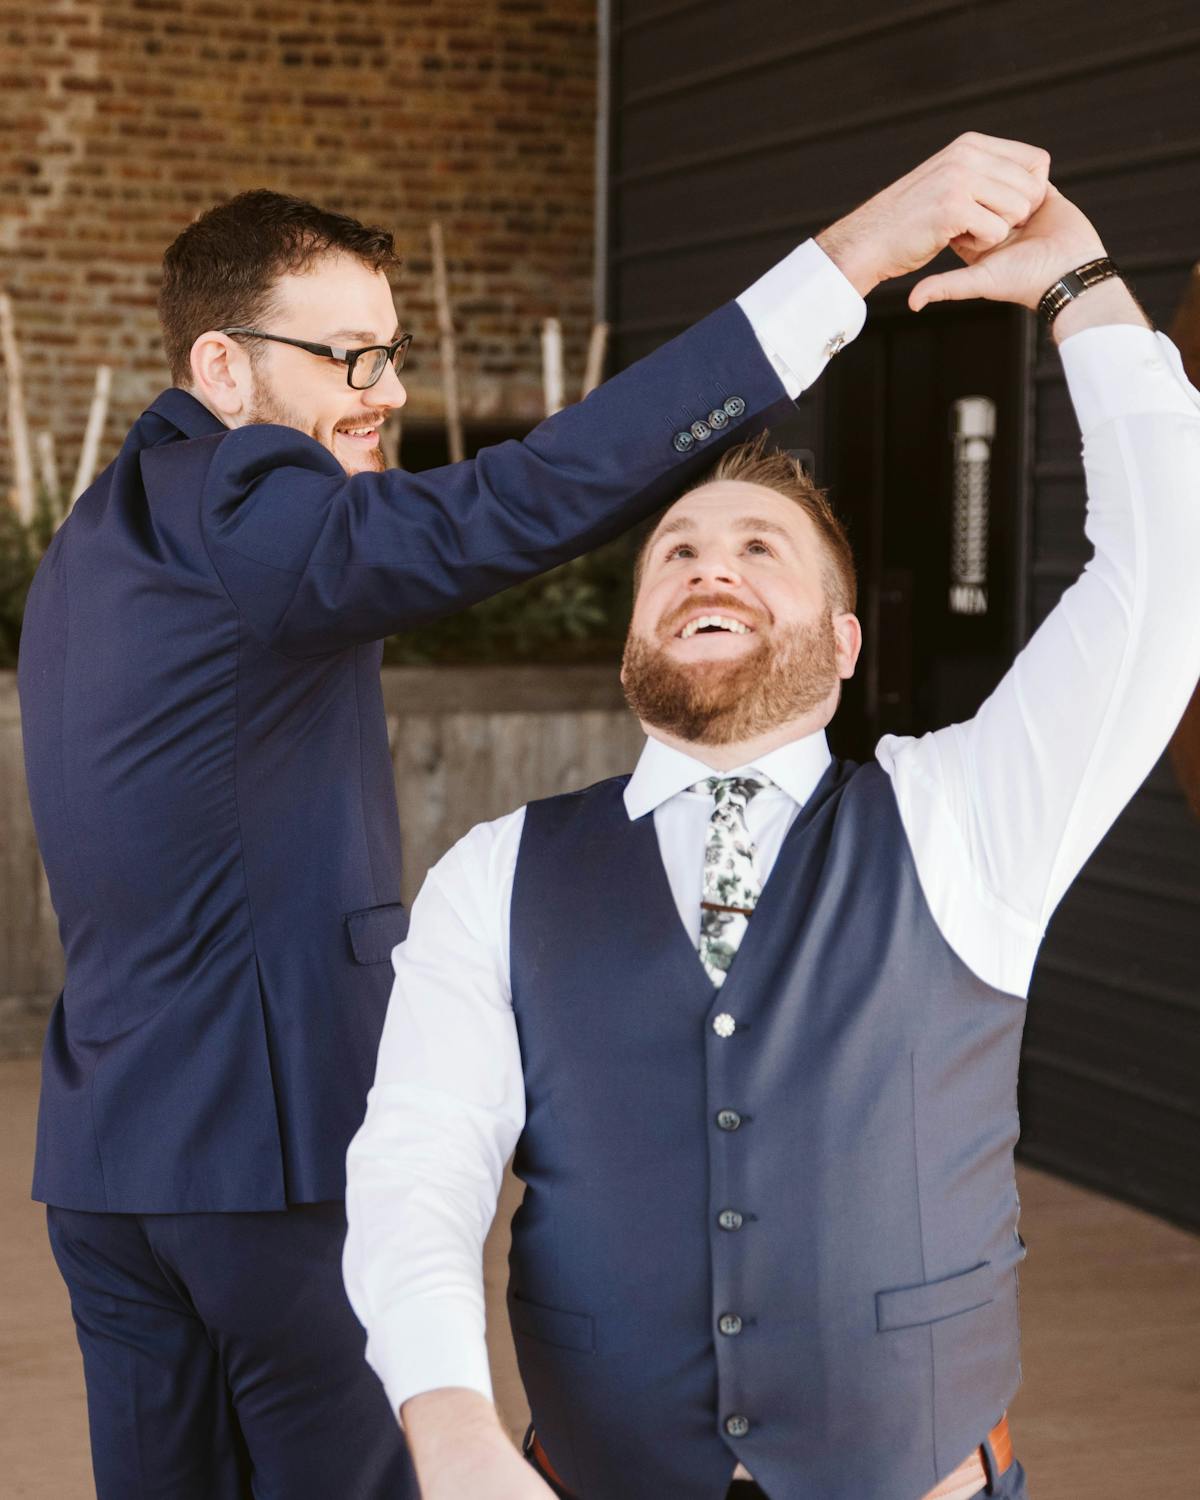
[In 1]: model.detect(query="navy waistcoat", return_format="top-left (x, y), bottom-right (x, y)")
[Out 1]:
top-left (508, 763), bottom-right (1027, 1500)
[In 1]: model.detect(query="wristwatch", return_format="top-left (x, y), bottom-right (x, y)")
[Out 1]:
top-left (1037, 257), bottom-right (1121, 325)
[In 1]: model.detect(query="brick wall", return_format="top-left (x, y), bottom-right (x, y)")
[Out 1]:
top-left (0, 0), bottom-right (597, 488)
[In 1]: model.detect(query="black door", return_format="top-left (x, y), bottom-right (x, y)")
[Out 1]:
top-left (820, 300), bottom-right (1030, 762)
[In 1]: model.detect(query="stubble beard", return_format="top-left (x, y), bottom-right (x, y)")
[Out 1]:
top-left (621, 613), bottom-right (839, 746)
top-left (248, 377), bottom-right (386, 475)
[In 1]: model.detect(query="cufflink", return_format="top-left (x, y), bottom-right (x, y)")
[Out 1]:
top-left (824, 332), bottom-right (847, 358)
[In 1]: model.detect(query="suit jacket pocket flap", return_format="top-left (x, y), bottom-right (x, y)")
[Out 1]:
top-left (345, 903), bottom-right (410, 965)
top-left (876, 1261), bottom-right (994, 1332)
top-left (508, 1293), bottom-right (595, 1353)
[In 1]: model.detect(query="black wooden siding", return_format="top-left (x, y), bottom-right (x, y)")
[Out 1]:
top-left (606, 0), bottom-right (1200, 1227)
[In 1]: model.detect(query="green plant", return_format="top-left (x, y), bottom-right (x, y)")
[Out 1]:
top-left (0, 491), bottom-right (59, 668)
top-left (382, 535), bottom-right (636, 665)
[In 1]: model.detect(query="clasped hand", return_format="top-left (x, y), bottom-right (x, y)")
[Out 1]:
top-left (817, 132), bottom-right (1107, 313)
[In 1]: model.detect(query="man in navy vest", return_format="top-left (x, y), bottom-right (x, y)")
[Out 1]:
top-left (344, 176), bottom-right (1200, 1498)
top-left (17, 139), bottom-right (1043, 1498)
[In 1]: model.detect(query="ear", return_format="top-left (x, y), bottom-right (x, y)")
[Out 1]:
top-left (188, 331), bottom-right (255, 422)
top-left (832, 612), bottom-right (862, 680)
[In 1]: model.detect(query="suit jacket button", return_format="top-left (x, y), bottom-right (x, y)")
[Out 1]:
top-left (717, 1209), bottom-right (743, 1231)
top-left (673, 430), bottom-right (695, 453)
top-left (707, 407), bottom-right (730, 430)
top-left (716, 1109), bottom-right (742, 1131)
top-left (690, 418), bottom-right (712, 441)
top-left (718, 1313), bottom-right (743, 1336)
top-left (723, 396), bottom-right (746, 418)
top-left (724, 1414), bottom-right (751, 1438)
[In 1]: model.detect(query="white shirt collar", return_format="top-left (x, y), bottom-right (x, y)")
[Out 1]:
top-left (623, 729), bottom-right (833, 821)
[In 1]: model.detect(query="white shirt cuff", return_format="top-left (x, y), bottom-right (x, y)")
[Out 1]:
top-left (1058, 326), bottom-right (1200, 434)
top-left (736, 239), bottom-right (867, 399)
top-left (366, 1300), bottom-right (495, 1422)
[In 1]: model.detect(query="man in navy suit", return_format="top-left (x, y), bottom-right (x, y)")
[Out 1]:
top-left (344, 176), bottom-right (1200, 1498)
top-left (20, 137), bottom-right (1055, 1498)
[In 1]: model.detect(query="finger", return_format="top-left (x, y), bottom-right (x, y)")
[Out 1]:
top-left (954, 203), bottom-right (1015, 253)
top-left (972, 153), bottom-right (1050, 217)
top-left (909, 264), bottom-right (993, 312)
top-left (952, 130), bottom-right (1051, 184)
top-left (972, 175), bottom-right (1041, 231)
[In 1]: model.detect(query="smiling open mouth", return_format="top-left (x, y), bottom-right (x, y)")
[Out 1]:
top-left (677, 614), bottom-right (755, 640)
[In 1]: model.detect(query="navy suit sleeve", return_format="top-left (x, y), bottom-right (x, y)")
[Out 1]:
top-left (201, 300), bottom-right (792, 656)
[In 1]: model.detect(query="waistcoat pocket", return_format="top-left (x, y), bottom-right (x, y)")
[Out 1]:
top-left (509, 1291), bottom-right (595, 1352)
top-left (875, 1261), bottom-right (993, 1331)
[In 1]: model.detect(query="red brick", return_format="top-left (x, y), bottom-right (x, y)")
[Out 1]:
top-left (0, 0), bottom-right (597, 484)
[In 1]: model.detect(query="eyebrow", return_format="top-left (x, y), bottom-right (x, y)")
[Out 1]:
top-left (325, 327), bottom-right (401, 344)
top-left (655, 514), bottom-right (793, 542)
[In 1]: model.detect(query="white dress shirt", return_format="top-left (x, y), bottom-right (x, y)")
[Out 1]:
top-left (343, 244), bottom-right (1200, 1426)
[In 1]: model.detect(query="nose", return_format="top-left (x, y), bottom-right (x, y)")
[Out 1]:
top-left (371, 361), bottom-right (407, 411)
top-left (688, 553), bottom-right (743, 589)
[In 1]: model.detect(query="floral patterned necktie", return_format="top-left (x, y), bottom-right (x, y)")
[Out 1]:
top-left (693, 774), bottom-right (772, 987)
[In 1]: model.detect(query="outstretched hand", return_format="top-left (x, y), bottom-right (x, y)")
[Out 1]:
top-left (908, 183), bottom-right (1107, 312)
top-left (816, 132), bottom-right (1051, 298)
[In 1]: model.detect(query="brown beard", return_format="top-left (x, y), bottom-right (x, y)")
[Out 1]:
top-left (621, 608), bottom-right (839, 746)
top-left (248, 381), bottom-right (387, 474)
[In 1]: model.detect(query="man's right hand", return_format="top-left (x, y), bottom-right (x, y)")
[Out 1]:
top-left (815, 132), bottom-right (1051, 298)
top-left (401, 1388), bottom-right (558, 1500)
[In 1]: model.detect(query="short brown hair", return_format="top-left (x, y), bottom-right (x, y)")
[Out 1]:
top-left (157, 189), bottom-right (401, 385)
top-left (635, 435), bottom-right (857, 613)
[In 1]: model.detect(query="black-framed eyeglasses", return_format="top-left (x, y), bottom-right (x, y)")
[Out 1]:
top-left (221, 327), bottom-right (413, 390)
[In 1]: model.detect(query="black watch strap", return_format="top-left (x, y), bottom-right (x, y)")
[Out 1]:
top-left (1037, 257), bottom-right (1120, 325)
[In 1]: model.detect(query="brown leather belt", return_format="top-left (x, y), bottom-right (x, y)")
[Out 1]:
top-left (529, 1415), bottom-right (1014, 1499)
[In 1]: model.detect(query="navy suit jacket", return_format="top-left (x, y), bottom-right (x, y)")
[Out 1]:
top-left (19, 300), bottom-right (791, 1211)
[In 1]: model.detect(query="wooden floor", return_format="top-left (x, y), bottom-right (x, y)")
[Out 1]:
top-left (2, 1056), bottom-right (1197, 1499)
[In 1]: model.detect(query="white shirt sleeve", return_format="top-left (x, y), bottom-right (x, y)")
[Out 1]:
top-left (736, 239), bottom-right (868, 398)
top-left (879, 326), bottom-right (1200, 997)
top-left (343, 806), bottom-right (527, 1416)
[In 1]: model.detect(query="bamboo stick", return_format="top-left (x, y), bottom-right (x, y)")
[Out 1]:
top-left (581, 321), bottom-right (610, 399)
top-left (380, 415), bottom-right (402, 471)
top-left (429, 221), bottom-right (464, 464)
top-left (70, 364), bottom-right (112, 505)
top-left (0, 292), bottom-right (36, 524)
top-left (36, 430), bottom-right (61, 514)
top-left (541, 317), bottom-right (564, 417)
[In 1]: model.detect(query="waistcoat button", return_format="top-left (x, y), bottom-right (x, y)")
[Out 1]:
top-left (724, 1414), bottom-right (751, 1438)
top-left (716, 1109), bottom-right (742, 1131)
top-left (717, 1209), bottom-right (743, 1231)
top-left (718, 1313), bottom-right (743, 1336)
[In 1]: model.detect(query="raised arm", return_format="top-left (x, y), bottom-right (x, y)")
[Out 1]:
top-left (202, 134), bottom-right (1050, 657)
top-left (881, 189), bottom-right (1200, 994)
